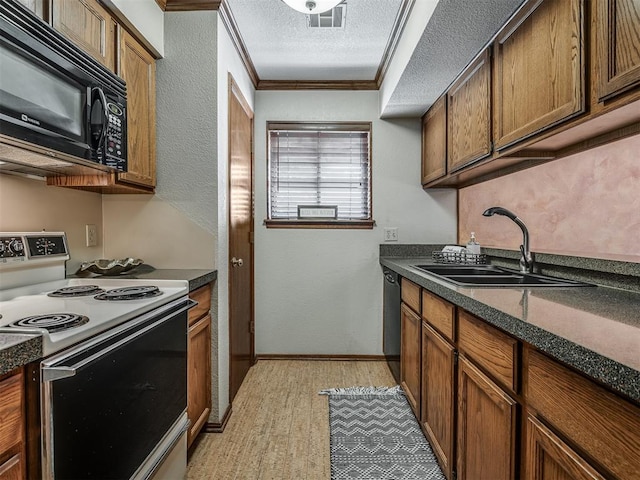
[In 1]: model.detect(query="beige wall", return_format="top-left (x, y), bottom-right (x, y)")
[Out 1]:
top-left (0, 175), bottom-right (103, 273)
top-left (458, 134), bottom-right (640, 262)
top-left (102, 195), bottom-right (215, 269)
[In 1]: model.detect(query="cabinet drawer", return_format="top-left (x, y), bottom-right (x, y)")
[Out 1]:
top-left (401, 278), bottom-right (421, 313)
top-left (189, 285), bottom-right (211, 325)
top-left (458, 311), bottom-right (518, 392)
top-left (422, 290), bottom-right (454, 342)
top-left (526, 348), bottom-right (640, 480)
top-left (0, 370), bottom-right (23, 456)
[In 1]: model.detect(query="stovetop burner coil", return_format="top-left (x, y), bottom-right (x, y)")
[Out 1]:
top-left (11, 313), bottom-right (90, 332)
top-left (48, 285), bottom-right (106, 297)
top-left (94, 285), bottom-right (163, 301)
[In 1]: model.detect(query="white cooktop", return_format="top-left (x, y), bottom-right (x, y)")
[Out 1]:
top-left (0, 278), bottom-right (188, 356)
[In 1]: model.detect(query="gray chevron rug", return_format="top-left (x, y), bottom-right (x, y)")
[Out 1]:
top-left (319, 386), bottom-right (445, 480)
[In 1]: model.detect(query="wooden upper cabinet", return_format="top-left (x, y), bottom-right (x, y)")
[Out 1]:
top-left (596, 0), bottom-right (640, 101)
top-left (447, 49), bottom-right (492, 172)
top-left (421, 95), bottom-right (447, 185)
top-left (117, 27), bottom-right (157, 188)
top-left (51, 0), bottom-right (116, 70)
top-left (14, 0), bottom-right (45, 19)
top-left (493, 0), bottom-right (585, 150)
top-left (400, 303), bottom-right (421, 417)
top-left (457, 355), bottom-right (517, 480)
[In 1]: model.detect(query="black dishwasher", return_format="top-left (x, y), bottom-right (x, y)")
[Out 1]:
top-left (383, 269), bottom-right (401, 383)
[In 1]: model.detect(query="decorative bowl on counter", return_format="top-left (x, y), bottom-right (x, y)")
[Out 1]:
top-left (77, 258), bottom-right (144, 276)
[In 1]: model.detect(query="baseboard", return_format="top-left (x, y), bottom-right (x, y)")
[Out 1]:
top-left (203, 404), bottom-right (232, 433)
top-left (255, 354), bottom-right (387, 361)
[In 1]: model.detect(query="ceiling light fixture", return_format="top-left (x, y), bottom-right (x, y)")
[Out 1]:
top-left (282, 0), bottom-right (343, 14)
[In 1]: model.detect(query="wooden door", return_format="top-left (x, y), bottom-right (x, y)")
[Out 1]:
top-left (447, 49), bottom-right (492, 172)
top-left (187, 313), bottom-right (211, 447)
top-left (457, 355), bottom-right (517, 480)
top-left (421, 95), bottom-right (447, 185)
top-left (596, 0), bottom-right (640, 101)
top-left (524, 414), bottom-right (604, 480)
top-left (51, 0), bottom-right (116, 70)
top-left (493, 0), bottom-right (585, 149)
top-left (421, 323), bottom-right (455, 479)
top-left (117, 28), bottom-right (156, 188)
top-left (228, 74), bottom-right (254, 403)
top-left (400, 303), bottom-right (421, 416)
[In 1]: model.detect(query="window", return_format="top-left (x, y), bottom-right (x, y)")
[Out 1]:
top-left (267, 122), bottom-right (373, 228)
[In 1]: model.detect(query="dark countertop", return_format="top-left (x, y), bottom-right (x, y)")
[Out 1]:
top-left (0, 334), bottom-right (42, 376)
top-left (380, 256), bottom-right (640, 403)
top-left (73, 267), bottom-right (217, 292)
top-left (0, 268), bottom-right (217, 374)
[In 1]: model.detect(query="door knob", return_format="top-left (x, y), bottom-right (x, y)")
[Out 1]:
top-left (231, 257), bottom-right (244, 267)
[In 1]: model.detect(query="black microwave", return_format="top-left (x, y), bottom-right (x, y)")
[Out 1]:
top-left (0, 1), bottom-right (127, 171)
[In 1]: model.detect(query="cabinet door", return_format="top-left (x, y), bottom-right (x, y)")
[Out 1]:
top-left (187, 314), bottom-right (212, 447)
top-left (421, 95), bottom-right (447, 185)
top-left (51, 0), bottom-right (116, 70)
top-left (457, 355), bottom-right (517, 480)
top-left (525, 415), bottom-right (605, 480)
top-left (117, 28), bottom-right (157, 188)
top-left (400, 303), bottom-right (421, 417)
top-left (14, 0), bottom-right (45, 19)
top-left (421, 323), bottom-right (455, 480)
top-left (596, 0), bottom-right (640, 101)
top-left (0, 454), bottom-right (24, 480)
top-left (493, 0), bottom-right (585, 149)
top-left (447, 49), bottom-right (492, 172)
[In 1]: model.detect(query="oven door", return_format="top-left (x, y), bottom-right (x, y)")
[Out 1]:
top-left (40, 297), bottom-right (195, 480)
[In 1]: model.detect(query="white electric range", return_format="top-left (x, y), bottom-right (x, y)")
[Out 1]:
top-left (0, 232), bottom-right (192, 480)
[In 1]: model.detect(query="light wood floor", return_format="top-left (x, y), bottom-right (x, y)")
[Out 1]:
top-left (186, 359), bottom-right (395, 480)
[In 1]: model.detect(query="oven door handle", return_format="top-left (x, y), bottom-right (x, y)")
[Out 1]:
top-left (42, 298), bottom-right (197, 382)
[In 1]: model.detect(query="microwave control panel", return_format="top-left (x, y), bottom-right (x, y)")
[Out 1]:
top-left (105, 103), bottom-right (124, 160)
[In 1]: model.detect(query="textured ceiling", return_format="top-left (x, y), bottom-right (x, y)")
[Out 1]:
top-left (381, 0), bottom-right (526, 117)
top-left (228, 0), bottom-right (403, 81)
top-left (227, 0), bottom-right (526, 116)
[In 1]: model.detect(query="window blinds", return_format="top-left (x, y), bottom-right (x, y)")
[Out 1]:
top-left (268, 126), bottom-right (371, 221)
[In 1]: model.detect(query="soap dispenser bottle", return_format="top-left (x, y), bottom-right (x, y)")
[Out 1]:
top-left (466, 232), bottom-right (481, 255)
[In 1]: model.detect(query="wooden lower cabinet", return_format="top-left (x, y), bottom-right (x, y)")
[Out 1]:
top-left (400, 302), bottom-right (421, 416)
top-left (525, 415), bottom-right (604, 480)
top-left (421, 322), bottom-right (455, 479)
top-left (0, 369), bottom-right (25, 480)
top-left (187, 285), bottom-right (212, 448)
top-left (457, 355), bottom-right (517, 480)
top-left (187, 313), bottom-right (212, 447)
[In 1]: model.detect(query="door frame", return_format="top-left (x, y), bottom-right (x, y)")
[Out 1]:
top-left (227, 73), bottom-right (255, 403)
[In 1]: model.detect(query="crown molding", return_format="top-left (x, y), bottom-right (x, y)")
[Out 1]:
top-left (218, 0), bottom-right (414, 91)
top-left (158, 0), bottom-right (222, 11)
top-left (375, 0), bottom-right (415, 88)
top-left (256, 80), bottom-right (378, 90)
top-left (218, 1), bottom-right (260, 87)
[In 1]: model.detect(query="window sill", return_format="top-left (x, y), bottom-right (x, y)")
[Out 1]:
top-left (264, 219), bottom-right (375, 230)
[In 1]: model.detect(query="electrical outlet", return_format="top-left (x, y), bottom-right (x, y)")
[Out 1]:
top-left (86, 224), bottom-right (98, 247)
top-left (383, 227), bottom-right (398, 242)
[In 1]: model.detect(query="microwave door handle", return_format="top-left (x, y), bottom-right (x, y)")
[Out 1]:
top-left (91, 87), bottom-right (109, 150)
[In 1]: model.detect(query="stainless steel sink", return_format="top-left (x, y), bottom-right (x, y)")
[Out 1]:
top-left (412, 265), bottom-right (593, 287)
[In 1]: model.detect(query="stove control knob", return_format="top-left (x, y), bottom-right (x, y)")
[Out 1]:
top-left (9, 239), bottom-right (25, 256)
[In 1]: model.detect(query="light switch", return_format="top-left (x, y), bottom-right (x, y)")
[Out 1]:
top-left (384, 227), bottom-right (398, 242)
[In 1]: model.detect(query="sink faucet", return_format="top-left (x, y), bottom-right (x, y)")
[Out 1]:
top-left (482, 207), bottom-right (534, 273)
